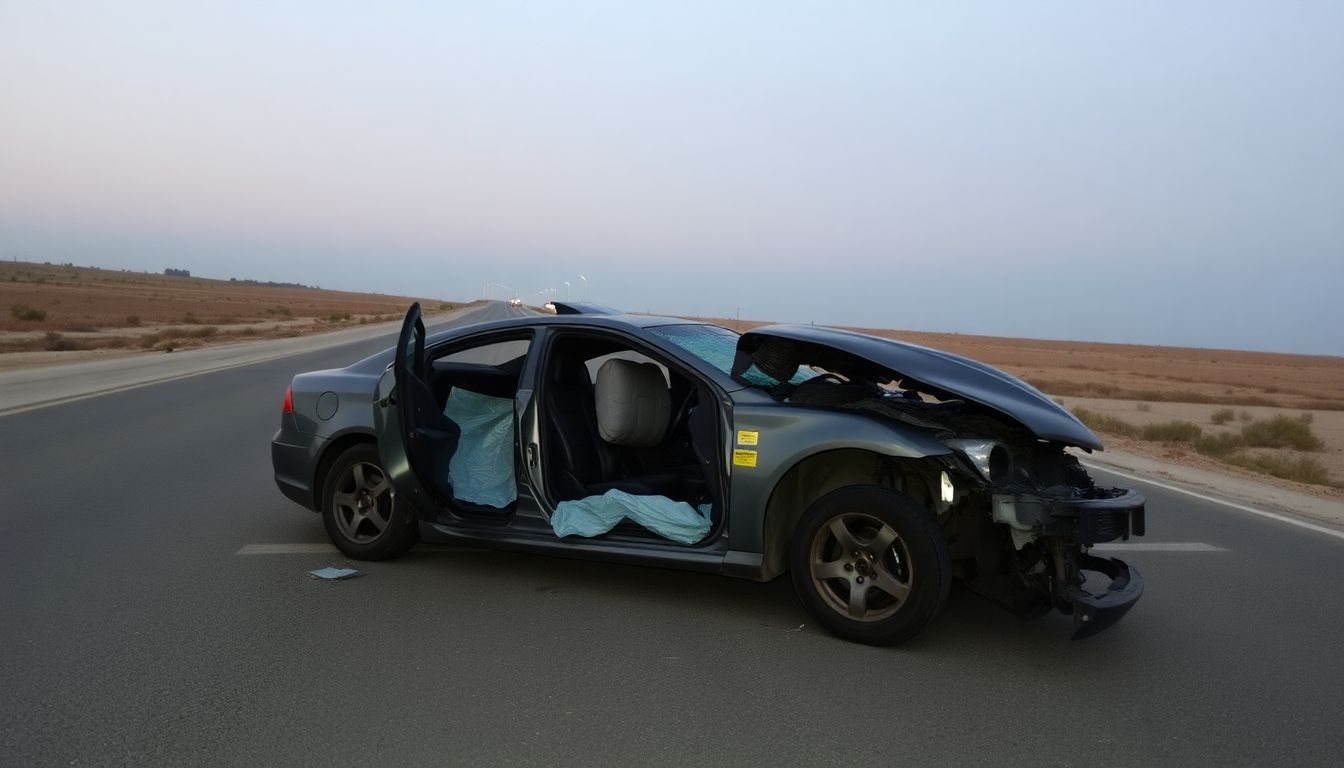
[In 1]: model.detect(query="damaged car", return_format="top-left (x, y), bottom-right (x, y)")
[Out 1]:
top-left (271, 302), bottom-right (1145, 645)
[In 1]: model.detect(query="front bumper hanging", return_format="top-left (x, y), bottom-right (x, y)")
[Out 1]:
top-left (1066, 553), bottom-right (1144, 640)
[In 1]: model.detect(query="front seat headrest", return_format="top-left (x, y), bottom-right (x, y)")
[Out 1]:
top-left (594, 359), bottom-right (670, 447)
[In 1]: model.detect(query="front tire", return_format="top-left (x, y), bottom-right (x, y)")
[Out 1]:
top-left (320, 443), bottom-right (418, 560)
top-left (790, 485), bottom-right (951, 646)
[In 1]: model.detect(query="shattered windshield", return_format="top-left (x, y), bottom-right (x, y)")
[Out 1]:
top-left (648, 324), bottom-right (815, 387)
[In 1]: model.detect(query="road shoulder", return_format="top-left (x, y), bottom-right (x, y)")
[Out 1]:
top-left (1080, 447), bottom-right (1344, 530)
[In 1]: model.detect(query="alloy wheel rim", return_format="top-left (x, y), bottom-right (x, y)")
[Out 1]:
top-left (809, 512), bottom-right (913, 622)
top-left (331, 462), bottom-right (392, 544)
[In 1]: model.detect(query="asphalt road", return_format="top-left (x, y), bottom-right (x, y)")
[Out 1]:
top-left (2, 302), bottom-right (1341, 767)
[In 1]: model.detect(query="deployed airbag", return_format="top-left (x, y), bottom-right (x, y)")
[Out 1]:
top-left (442, 388), bottom-right (517, 508)
top-left (551, 489), bottom-right (711, 544)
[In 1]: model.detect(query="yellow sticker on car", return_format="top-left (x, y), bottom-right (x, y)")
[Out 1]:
top-left (733, 449), bottom-right (758, 468)
top-left (736, 430), bottom-right (759, 446)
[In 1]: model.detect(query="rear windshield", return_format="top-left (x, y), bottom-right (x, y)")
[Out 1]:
top-left (648, 324), bottom-right (814, 387)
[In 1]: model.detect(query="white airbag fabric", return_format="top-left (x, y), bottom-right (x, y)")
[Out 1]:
top-left (594, 359), bottom-right (670, 447)
top-left (442, 388), bottom-right (517, 508)
top-left (551, 489), bottom-right (711, 544)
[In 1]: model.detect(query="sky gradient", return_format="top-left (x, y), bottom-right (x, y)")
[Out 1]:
top-left (2, 2), bottom-right (1341, 354)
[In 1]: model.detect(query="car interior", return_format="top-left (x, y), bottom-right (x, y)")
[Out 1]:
top-left (407, 336), bottom-right (531, 515)
top-left (540, 333), bottom-right (722, 536)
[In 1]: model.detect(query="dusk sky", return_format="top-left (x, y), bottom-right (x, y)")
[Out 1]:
top-left (2, 2), bottom-right (1341, 354)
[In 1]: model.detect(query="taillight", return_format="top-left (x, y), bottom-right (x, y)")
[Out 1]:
top-left (282, 384), bottom-right (294, 414)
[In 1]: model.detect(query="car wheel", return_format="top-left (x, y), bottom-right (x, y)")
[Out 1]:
top-left (320, 443), bottom-right (418, 560)
top-left (790, 485), bottom-right (951, 646)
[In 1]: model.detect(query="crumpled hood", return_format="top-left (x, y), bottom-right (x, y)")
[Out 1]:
top-left (735, 325), bottom-right (1103, 451)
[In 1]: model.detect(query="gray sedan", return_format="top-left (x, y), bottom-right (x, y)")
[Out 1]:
top-left (272, 302), bottom-right (1145, 644)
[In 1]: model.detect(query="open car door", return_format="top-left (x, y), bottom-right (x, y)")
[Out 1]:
top-left (377, 303), bottom-right (460, 521)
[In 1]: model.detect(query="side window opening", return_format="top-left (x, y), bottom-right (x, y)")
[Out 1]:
top-left (540, 333), bottom-right (722, 544)
top-left (426, 334), bottom-right (532, 513)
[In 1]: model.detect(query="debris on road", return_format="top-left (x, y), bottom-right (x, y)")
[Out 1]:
top-left (308, 567), bottom-right (364, 581)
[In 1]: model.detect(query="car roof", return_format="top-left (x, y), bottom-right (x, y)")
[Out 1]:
top-left (428, 312), bottom-right (707, 341)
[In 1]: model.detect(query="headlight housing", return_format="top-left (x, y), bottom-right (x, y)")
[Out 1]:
top-left (946, 438), bottom-right (1013, 484)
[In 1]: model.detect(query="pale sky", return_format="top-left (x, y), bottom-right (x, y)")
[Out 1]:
top-left (2, 2), bottom-right (1341, 354)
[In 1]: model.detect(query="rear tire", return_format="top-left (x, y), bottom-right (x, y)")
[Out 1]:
top-left (320, 443), bottom-right (418, 560)
top-left (790, 485), bottom-right (950, 645)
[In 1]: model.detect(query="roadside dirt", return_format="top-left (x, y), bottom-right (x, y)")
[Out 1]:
top-left (1059, 396), bottom-right (1344, 502)
top-left (0, 261), bottom-right (465, 364)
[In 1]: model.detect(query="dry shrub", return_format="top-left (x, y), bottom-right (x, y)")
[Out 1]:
top-left (1139, 421), bottom-right (1203, 442)
top-left (1239, 415), bottom-right (1324, 451)
top-left (45, 332), bottom-right (73, 351)
top-left (1224, 453), bottom-right (1330, 486)
top-left (11, 304), bottom-right (46, 321)
top-left (1193, 433), bottom-right (1244, 458)
top-left (1071, 407), bottom-right (1138, 437)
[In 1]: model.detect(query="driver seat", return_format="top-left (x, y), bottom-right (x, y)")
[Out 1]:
top-left (545, 358), bottom-right (682, 501)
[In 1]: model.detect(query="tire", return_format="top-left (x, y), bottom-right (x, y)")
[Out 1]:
top-left (790, 485), bottom-right (951, 646)
top-left (320, 443), bottom-right (418, 560)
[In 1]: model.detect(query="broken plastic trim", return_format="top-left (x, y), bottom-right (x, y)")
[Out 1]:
top-left (1067, 553), bottom-right (1144, 640)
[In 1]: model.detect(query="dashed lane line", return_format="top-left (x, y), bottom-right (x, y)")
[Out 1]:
top-left (1092, 542), bottom-right (1228, 552)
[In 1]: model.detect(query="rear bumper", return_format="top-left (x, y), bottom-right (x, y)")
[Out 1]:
top-left (272, 429), bottom-right (317, 511)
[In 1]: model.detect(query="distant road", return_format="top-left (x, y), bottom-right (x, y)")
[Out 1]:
top-left (1, 301), bottom-right (1341, 767)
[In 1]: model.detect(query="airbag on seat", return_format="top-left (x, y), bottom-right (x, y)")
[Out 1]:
top-left (442, 388), bottom-right (517, 508)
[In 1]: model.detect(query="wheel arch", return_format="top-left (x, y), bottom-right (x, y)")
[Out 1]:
top-left (757, 449), bottom-right (950, 581)
top-left (312, 430), bottom-right (378, 512)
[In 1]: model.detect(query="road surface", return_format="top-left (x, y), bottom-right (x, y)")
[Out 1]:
top-left (2, 302), bottom-right (1341, 767)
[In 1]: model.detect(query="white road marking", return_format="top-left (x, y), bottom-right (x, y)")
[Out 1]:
top-left (1082, 462), bottom-right (1344, 543)
top-left (1092, 542), bottom-right (1228, 552)
top-left (237, 543), bottom-right (338, 555)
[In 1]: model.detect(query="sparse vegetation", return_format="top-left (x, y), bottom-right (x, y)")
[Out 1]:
top-left (125, 315), bottom-right (141, 327)
top-left (44, 332), bottom-right (78, 351)
top-left (1224, 453), bottom-right (1330, 486)
top-left (1071, 407), bottom-right (1138, 438)
top-left (1138, 421), bottom-right (1203, 442)
top-left (182, 312), bottom-right (201, 324)
top-left (1136, 402), bottom-right (1152, 412)
top-left (327, 312), bottom-right (352, 322)
top-left (1073, 406), bottom-right (1332, 486)
top-left (1211, 408), bottom-right (1235, 425)
top-left (1239, 414), bottom-right (1323, 451)
top-left (11, 304), bottom-right (47, 321)
top-left (1193, 433), bottom-right (1244, 458)
top-left (1033, 378), bottom-right (1281, 408)
top-left (189, 326), bottom-right (218, 338)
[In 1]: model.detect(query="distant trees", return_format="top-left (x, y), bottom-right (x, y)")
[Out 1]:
top-left (164, 268), bottom-right (191, 277)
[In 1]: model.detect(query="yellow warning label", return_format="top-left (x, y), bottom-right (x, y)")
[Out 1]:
top-left (736, 430), bottom-right (759, 446)
top-left (733, 449), bottom-right (758, 468)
